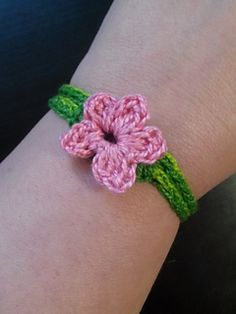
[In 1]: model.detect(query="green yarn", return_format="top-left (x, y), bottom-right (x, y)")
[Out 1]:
top-left (48, 84), bottom-right (197, 222)
top-left (58, 84), bottom-right (90, 105)
top-left (136, 153), bottom-right (197, 221)
top-left (48, 95), bottom-right (83, 126)
top-left (158, 153), bottom-right (197, 216)
top-left (48, 84), bottom-right (89, 126)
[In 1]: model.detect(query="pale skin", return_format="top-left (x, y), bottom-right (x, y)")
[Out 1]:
top-left (1, 0), bottom-right (236, 313)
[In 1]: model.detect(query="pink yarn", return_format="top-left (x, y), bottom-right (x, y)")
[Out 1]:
top-left (60, 92), bottom-right (167, 193)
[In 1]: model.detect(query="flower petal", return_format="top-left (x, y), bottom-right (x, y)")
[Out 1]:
top-left (92, 144), bottom-right (137, 193)
top-left (119, 126), bottom-right (167, 164)
top-left (60, 120), bottom-right (103, 158)
top-left (111, 95), bottom-right (150, 137)
top-left (83, 93), bottom-right (117, 133)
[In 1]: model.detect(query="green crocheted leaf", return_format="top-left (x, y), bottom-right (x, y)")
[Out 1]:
top-left (157, 153), bottom-right (197, 215)
top-left (137, 162), bottom-right (187, 221)
top-left (136, 154), bottom-right (196, 222)
top-left (48, 95), bottom-right (83, 126)
top-left (58, 84), bottom-right (90, 106)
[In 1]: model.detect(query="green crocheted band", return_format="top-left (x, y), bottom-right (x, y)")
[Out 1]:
top-left (48, 84), bottom-right (197, 222)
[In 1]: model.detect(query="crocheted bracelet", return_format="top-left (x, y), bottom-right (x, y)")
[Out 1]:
top-left (48, 84), bottom-right (197, 222)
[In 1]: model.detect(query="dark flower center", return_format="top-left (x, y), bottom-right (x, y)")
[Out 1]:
top-left (104, 132), bottom-right (117, 144)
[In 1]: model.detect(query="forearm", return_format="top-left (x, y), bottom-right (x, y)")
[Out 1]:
top-left (1, 1), bottom-right (236, 313)
top-left (0, 110), bottom-right (178, 313)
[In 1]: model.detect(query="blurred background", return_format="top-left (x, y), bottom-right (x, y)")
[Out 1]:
top-left (0, 1), bottom-right (235, 313)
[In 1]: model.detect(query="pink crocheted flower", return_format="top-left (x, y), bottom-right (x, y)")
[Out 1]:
top-left (60, 93), bottom-right (167, 193)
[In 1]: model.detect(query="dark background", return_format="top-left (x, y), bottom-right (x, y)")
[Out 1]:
top-left (1, 1), bottom-right (235, 313)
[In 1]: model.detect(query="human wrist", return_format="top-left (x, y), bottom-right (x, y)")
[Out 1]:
top-left (70, 0), bottom-right (236, 199)
top-left (70, 57), bottom-right (233, 202)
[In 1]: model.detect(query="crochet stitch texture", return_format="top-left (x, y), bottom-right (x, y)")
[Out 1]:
top-left (49, 84), bottom-right (198, 221)
top-left (60, 92), bottom-right (167, 193)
